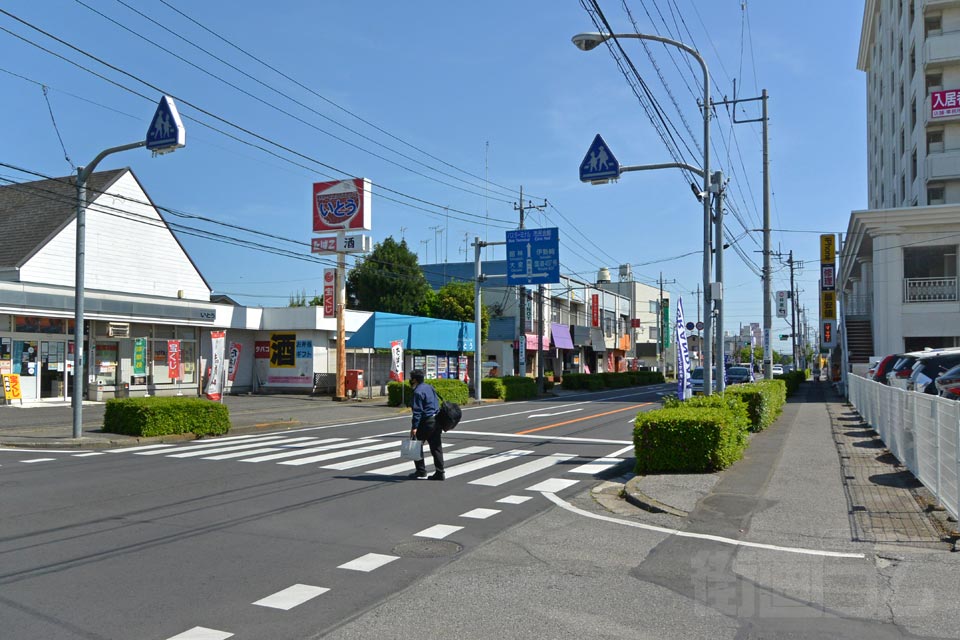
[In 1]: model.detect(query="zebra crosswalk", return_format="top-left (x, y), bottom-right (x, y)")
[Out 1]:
top-left (102, 433), bottom-right (631, 489)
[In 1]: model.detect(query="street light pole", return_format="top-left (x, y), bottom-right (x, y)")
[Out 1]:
top-left (572, 31), bottom-right (713, 393)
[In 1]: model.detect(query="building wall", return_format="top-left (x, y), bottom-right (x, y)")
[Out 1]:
top-left (19, 172), bottom-right (210, 300)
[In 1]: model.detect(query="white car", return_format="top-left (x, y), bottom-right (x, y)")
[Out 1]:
top-left (772, 364), bottom-right (784, 376)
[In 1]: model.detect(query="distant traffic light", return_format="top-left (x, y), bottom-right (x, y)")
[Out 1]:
top-left (778, 334), bottom-right (790, 340)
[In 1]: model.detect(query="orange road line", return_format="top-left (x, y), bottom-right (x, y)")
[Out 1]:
top-left (515, 403), bottom-right (651, 435)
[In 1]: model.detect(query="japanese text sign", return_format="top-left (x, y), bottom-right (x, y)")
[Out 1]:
top-left (312, 178), bottom-right (372, 232)
top-left (505, 227), bottom-right (560, 285)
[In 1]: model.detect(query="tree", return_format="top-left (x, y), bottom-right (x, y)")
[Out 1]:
top-left (426, 281), bottom-right (489, 343)
top-left (346, 237), bottom-right (431, 314)
top-left (288, 289), bottom-right (322, 307)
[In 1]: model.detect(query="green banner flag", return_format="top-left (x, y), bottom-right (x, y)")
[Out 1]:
top-left (133, 337), bottom-right (147, 375)
top-left (661, 302), bottom-right (670, 349)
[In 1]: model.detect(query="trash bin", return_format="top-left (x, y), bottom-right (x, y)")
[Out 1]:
top-left (345, 370), bottom-right (364, 393)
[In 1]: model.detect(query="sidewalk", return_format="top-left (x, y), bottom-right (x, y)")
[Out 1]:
top-left (0, 393), bottom-right (404, 449)
top-left (611, 379), bottom-right (955, 551)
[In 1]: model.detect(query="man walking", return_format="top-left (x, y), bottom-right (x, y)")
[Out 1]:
top-left (408, 369), bottom-right (445, 481)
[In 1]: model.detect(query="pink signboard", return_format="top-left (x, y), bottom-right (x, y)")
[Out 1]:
top-left (323, 268), bottom-right (336, 318)
top-left (312, 178), bottom-right (372, 232)
top-left (931, 89), bottom-right (960, 119)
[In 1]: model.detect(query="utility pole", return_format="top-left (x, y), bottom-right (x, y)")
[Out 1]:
top-left (712, 171), bottom-right (726, 392)
top-left (716, 85), bottom-right (771, 379)
top-left (786, 250), bottom-right (802, 368)
top-left (399, 226), bottom-right (407, 242)
top-left (513, 186), bottom-right (547, 378)
top-left (657, 272), bottom-right (677, 373)
top-left (429, 225), bottom-right (442, 263)
top-left (690, 283), bottom-right (702, 366)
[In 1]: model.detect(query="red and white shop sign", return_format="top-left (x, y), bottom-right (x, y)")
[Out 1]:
top-left (323, 268), bottom-right (336, 318)
top-left (254, 341), bottom-right (271, 359)
top-left (167, 340), bottom-right (181, 380)
top-left (932, 89), bottom-right (960, 119)
top-left (312, 178), bottom-right (372, 232)
top-left (591, 294), bottom-right (600, 327)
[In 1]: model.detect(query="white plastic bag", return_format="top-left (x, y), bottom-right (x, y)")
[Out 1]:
top-left (399, 438), bottom-right (422, 461)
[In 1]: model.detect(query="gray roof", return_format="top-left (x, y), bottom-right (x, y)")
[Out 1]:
top-left (0, 168), bottom-right (126, 270)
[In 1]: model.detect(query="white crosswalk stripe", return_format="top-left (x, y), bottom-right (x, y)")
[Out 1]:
top-left (443, 449), bottom-right (533, 478)
top-left (468, 453), bottom-right (576, 487)
top-left (277, 440), bottom-right (397, 466)
top-left (97, 433), bottom-right (625, 492)
top-left (364, 445), bottom-right (492, 475)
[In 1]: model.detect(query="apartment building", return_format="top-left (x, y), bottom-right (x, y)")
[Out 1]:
top-left (839, 0), bottom-right (960, 362)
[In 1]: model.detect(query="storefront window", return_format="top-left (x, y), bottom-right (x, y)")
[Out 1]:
top-left (181, 340), bottom-right (196, 383)
top-left (94, 342), bottom-right (118, 386)
top-left (151, 339), bottom-right (169, 382)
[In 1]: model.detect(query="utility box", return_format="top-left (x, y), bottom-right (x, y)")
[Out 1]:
top-left (345, 370), bottom-right (364, 392)
top-left (116, 382), bottom-right (130, 398)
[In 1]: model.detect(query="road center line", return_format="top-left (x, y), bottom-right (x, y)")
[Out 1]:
top-left (515, 403), bottom-right (651, 435)
top-left (542, 492), bottom-right (866, 559)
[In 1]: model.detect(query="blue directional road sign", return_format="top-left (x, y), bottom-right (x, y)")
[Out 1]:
top-left (145, 95), bottom-right (186, 152)
top-left (506, 227), bottom-right (560, 286)
top-left (579, 134), bottom-right (620, 182)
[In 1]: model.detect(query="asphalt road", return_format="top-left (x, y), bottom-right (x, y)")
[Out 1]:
top-left (0, 386), bottom-right (665, 640)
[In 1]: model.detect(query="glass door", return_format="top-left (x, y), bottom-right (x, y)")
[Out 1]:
top-left (40, 341), bottom-right (66, 399)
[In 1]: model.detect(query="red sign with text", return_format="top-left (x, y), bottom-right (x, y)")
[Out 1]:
top-left (591, 294), bottom-right (600, 327)
top-left (166, 340), bottom-right (181, 380)
top-left (255, 341), bottom-right (271, 359)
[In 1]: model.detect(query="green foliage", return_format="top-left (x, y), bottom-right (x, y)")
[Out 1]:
top-left (662, 392), bottom-right (750, 434)
top-left (346, 237), bottom-right (431, 314)
top-left (633, 406), bottom-right (747, 474)
top-left (725, 380), bottom-right (786, 431)
top-left (288, 289), bottom-right (322, 307)
top-left (774, 370), bottom-right (807, 395)
top-left (500, 375), bottom-right (537, 400)
top-left (481, 378), bottom-right (505, 399)
top-left (561, 371), bottom-right (665, 390)
top-left (424, 281), bottom-right (489, 344)
top-left (387, 379), bottom-right (468, 407)
top-left (103, 397), bottom-right (230, 438)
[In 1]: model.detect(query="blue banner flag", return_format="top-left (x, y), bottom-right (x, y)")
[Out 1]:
top-left (676, 298), bottom-right (691, 400)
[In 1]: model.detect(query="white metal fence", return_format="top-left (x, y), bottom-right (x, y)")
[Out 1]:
top-left (848, 374), bottom-right (960, 520)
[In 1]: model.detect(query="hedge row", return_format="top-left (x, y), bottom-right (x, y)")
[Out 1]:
top-left (387, 379), bottom-right (470, 407)
top-left (724, 379), bottom-right (786, 432)
top-left (103, 397), bottom-right (231, 438)
top-left (477, 376), bottom-right (539, 401)
top-left (634, 403), bottom-right (747, 474)
top-left (561, 371), bottom-right (665, 390)
top-left (773, 370), bottom-right (807, 396)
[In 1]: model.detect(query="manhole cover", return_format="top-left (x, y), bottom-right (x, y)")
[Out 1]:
top-left (392, 540), bottom-right (462, 558)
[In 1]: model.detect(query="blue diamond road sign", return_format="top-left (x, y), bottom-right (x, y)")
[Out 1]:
top-left (579, 134), bottom-right (620, 182)
top-left (146, 95), bottom-right (186, 151)
top-left (506, 227), bottom-right (560, 286)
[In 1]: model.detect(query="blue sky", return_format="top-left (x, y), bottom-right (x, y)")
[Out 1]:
top-left (0, 1), bottom-right (866, 353)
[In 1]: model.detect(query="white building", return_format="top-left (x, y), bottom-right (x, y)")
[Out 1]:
top-left (0, 168), bottom-right (369, 401)
top-left (839, 0), bottom-right (960, 364)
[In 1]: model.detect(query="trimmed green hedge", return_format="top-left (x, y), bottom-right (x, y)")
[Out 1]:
top-left (387, 379), bottom-right (469, 407)
top-left (481, 378), bottom-right (505, 400)
top-left (662, 393), bottom-right (750, 434)
top-left (633, 406), bottom-right (747, 474)
top-left (774, 370), bottom-right (806, 396)
top-left (500, 375), bottom-right (537, 401)
top-left (724, 380), bottom-right (785, 432)
top-left (562, 371), bottom-right (665, 390)
top-left (103, 397), bottom-right (230, 438)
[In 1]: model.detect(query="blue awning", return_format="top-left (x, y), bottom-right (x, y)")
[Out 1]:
top-left (346, 312), bottom-right (476, 352)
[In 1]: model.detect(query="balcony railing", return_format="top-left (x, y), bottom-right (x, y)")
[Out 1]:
top-left (903, 277), bottom-right (958, 302)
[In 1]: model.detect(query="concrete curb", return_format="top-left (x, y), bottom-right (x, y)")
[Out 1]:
top-left (622, 476), bottom-right (688, 517)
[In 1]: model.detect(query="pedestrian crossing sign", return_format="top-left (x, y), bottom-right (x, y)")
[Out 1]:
top-left (579, 134), bottom-right (620, 183)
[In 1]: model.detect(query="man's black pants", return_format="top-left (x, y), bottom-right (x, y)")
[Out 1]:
top-left (414, 416), bottom-right (444, 475)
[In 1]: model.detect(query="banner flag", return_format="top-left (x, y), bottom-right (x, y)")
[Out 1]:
top-left (167, 340), bottom-right (181, 380)
top-left (676, 298), bottom-right (691, 400)
top-left (389, 340), bottom-right (404, 381)
top-left (205, 330), bottom-right (226, 400)
top-left (228, 342), bottom-right (242, 382)
top-left (750, 336), bottom-right (756, 375)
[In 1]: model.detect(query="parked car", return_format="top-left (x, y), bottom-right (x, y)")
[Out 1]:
top-left (934, 363), bottom-right (960, 399)
top-left (771, 364), bottom-right (784, 376)
top-left (870, 353), bottom-right (901, 384)
top-left (688, 367), bottom-right (717, 395)
top-left (888, 348), bottom-right (960, 390)
top-left (725, 366), bottom-right (754, 385)
top-left (907, 351), bottom-right (960, 394)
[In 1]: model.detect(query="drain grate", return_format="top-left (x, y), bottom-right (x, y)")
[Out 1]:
top-left (392, 540), bottom-right (462, 558)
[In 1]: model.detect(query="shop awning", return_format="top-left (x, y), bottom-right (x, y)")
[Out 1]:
top-left (346, 312), bottom-right (475, 352)
top-left (551, 323), bottom-right (574, 349)
top-left (524, 334), bottom-right (550, 351)
top-left (589, 327), bottom-right (606, 352)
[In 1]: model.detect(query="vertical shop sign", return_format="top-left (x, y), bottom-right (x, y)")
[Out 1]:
top-left (167, 340), bottom-right (181, 380)
top-left (389, 340), bottom-right (404, 381)
top-left (323, 268), bottom-right (336, 318)
top-left (591, 294), bottom-right (600, 327)
top-left (133, 338), bottom-right (147, 376)
top-left (205, 331), bottom-right (226, 401)
top-left (228, 342), bottom-right (242, 382)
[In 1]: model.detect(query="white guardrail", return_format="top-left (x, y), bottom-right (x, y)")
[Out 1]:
top-left (848, 374), bottom-right (960, 520)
